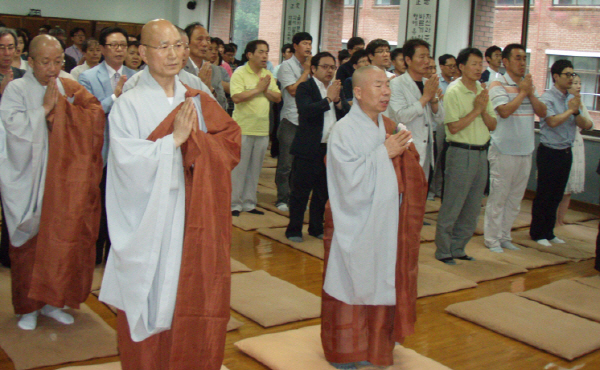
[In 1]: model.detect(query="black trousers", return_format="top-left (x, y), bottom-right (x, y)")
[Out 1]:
top-left (96, 167), bottom-right (111, 264)
top-left (530, 144), bottom-right (572, 241)
top-left (286, 145), bottom-right (328, 238)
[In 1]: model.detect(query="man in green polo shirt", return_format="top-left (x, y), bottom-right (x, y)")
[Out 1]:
top-left (230, 40), bottom-right (281, 216)
top-left (434, 48), bottom-right (497, 265)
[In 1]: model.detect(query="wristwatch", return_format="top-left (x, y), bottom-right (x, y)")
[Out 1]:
top-left (573, 110), bottom-right (580, 117)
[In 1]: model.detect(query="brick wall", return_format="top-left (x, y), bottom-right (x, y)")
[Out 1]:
top-left (258, 0), bottom-right (283, 65)
top-left (210, 0), bottom-right (232, 42)
top-left (342, 0), bottom-right (400, 47)
top-left (321, 0), bottom-right (345, 55)
top-left (472, 0), bottom-right (496, 53)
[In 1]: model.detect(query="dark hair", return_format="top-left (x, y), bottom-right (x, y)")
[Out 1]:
top-left (550, 59), bottom-right (574, 82)
top-left (366, 39), bottom-right (390, 57)
top-left (347, 36), bottom-right (365, 50)
top-left (230, 42), bottom-right (238, 51)
top-left (244, 40), bottom-right (269, 56)
top-left (456, 48), bottom-right (483, 67)
top-left (281, 43), bottom-right (293, 54)
top-left (402, 38), bottom-right (430, 61)
top-left (81, 38), bottom-right (99, 52)
top-left (184, 22), bottom-right (205, 40)
top-left (292, 32), bottom-right (312, 46)
top-left (338, 49), bottom-right (350, 63)
top-left (49, 27), bottom-right (66, 37)
top-left (99, 26), bottom-right (128, 46)
top-left (485, 45), bottom-right (501, 60)
top-left (390, 48), bottom-right (403, 62)
top-left (310, 51), bottom-right (336, 70)
top-left (502, 43), bottom-right (525, 61)
top-left (0, 27), bottom-right (17, 46)
top-left (69, 27), bottom-right (85, 37)
top-left (128, 40), bottom-right (140, 48)
top-left (349, 49), bottom-right (369, 65)
top-left (40, 25), bottom-right (52, 32)
top-left (15, 28), bottom-right (29, 53)
top-left (212, 37), bottom-right (225, 47)
top-left (224, 44), bottom-right (235, 54)
top-left (438, 54), bottom-right (456, 66)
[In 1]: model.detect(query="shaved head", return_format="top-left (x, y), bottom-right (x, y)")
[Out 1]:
top-left (141, 19), bottom-right (178, 46)
top-left (28, 34), bottom-right (62, 59)
top-left (139, 19), bottom-right (183, 83)
top-left (352, 65), bottom-right (383, 89)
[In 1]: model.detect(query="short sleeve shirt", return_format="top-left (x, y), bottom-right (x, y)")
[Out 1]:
top-left (277, 55), bottom-right (304, 125)
top-left (539, 86), bottom-right (577, 150)
top-left (444, 80), bottom-right (495, 145)
top-left (488, 74), bottom-right (539, 155)
top-left (231, 64), bottom-right (280, 136)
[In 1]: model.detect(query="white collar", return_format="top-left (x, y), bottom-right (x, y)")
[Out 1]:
top-left (105, 62), bottom-right (123, 78)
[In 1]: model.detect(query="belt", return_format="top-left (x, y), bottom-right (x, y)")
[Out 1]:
top-left (448, 141), bottom-right (490, 151)
top-left (540, 143), bottom-right (571, 153)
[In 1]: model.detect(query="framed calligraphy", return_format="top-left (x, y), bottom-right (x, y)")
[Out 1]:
top-left (282, 0), bottom-right (307, 44)
top-left (405, 0), bottom-right (439, 55)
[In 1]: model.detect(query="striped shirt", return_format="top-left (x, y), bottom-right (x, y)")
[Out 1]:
top-left (489, 74), bottom-right (540, 155)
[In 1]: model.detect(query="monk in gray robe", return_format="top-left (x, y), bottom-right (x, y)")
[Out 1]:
top-left (0, 35), bottom-right (105, 330)
top-left (322, 66), bottom-right (427, 369)
top-left (99, 19), bottom-right (240, 369)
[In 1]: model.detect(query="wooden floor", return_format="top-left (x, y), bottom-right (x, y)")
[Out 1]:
top-left (1, 219), bottom-right (599, 369)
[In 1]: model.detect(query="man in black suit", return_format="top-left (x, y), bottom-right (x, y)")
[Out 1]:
top-left (286, 52), bottom-right (351, 242)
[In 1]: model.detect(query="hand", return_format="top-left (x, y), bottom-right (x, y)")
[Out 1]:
top-left (173, 98), bottom-right (198, 147)
top-left (43, 77), bottom-right (59, 116)
top-left (423, 75), bottom-right (439, 102)
top-left (518, 74), bottom-right (534, 96)
top-left (568, 94), bottom-right (581, 114)
top-left (473, 89), bottom-right (489, 114)
top-left (0, 69), bottom-right (13, 95)
top-left (256, 75), bottom-right (271, 92)
top-left (198, 63), bottom-right (213, 87)
top-left (385, 130), bottom-right (412, 158)
top-left (114, 75), bottom-right (128, 97)
top-left (437, 88), bottom-right (444, 102)
top-left (326, 80), bottom-right (342, 102)
top-left (303, 55), bottom-right (312, 72)
top-left (481, 82), bottom-right (487, 90)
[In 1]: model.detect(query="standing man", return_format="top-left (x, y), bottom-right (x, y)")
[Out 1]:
top-left (65, 27), bottom-right (86, 64)
top-left (438, 54), bottom-right (456, 95)
top-left (100, 19), bottom-right (240, 369)
top-left (230, 40), bottom-right (281, 216)
top-left (285, 52), bottom-right (350, 242)
top-left (434, 48), bottom-right (496, 265)
top-left (70, 39), bottom-right (102, 81)
top-left (366, 39), bottom-right (395, 79)
top-left (336, 37), bottom-right (365, 83)
top-left (183, 22), bottom-right (227, 110)
top-left (322, 66), bottom-right (426, 369)
top-left (480, 45), bottom-right (503, 84)
top-left (389, 38), bottom-right (444, 180)
top-left (484, 44), bottom-right (547, 253)
top-left (79, 26), bottom-right (136, 265)
top-left (275, 32), bottom-right (313, 212)
top-left (272, 43), bottom-right (293, 78)
top-left (530, 60), bottom-right (592, 246)
top-left (391, 48), bottom-right (406, 77)
top-left (0, 35), bottom-right (105, 330)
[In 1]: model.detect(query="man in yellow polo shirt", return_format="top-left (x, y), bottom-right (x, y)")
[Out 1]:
top-left (434, 48), bottom-right (497, 265)
top-left (230, 40), bottom-right (281, 216)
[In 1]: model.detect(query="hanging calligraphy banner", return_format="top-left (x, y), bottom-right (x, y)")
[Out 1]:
top-left (405, 0), bottom-right (439, 54)
top-left (282, 0), bottom-right (307, 45)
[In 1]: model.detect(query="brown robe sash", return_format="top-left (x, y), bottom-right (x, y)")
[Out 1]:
top-left (117, 87), bottom-right (241, 370)
top-left (321, 116), bottom-right (427, 366)
top-left (10, 78), bottom-right (105, 314)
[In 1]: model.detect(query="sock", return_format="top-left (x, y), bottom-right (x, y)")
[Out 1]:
top-left (500, 241), bottom-right (520, 250)
top-left (488, 246), bottom-right (504, 253)
top-left (329, 363), bottom-right (357, 370)
top-left (41, 305), bottom-right (74, 325)
top-left (17, 311), bottom-right (39, 330)
top-left (549, 237), bottom-right (565, 244)
top-left (535, 239), bottom-right (552, 247)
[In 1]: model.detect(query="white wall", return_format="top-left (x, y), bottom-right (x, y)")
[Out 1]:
top-left (173, 0), bottom-right (209, 29)
top-left (435, 0), bottom-right (471, 58)
top-left (2, 0), bottom-right (176, 25)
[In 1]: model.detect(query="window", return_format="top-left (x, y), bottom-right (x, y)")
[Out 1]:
top-left (546, 54), bottom-right (600, 111)
top-left (344, 0), bottom-right (363, 5)
top-left (375, 0), bottom-right (400, 5)
top-left (553, 0), bottom-right (600, 5)
top-left (495, 0), bottom-right (534, 5)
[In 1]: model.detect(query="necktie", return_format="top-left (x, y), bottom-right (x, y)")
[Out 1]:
top-left (112, 72), bottom-right (121, 91)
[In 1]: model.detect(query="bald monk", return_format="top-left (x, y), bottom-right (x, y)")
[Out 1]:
top-left (322, 65), bottom-right (427, 369)
top-left (0, 35), bottom-right (105, 330)
top-left (122, 26), bottom-right (214, 98)
top-left (99, 20), bottom-right (241, 369)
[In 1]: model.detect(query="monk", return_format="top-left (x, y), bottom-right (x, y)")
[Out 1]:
top-left (0, 35), bottom-right (105, 330)
top-left (99, 19), bottom-right (241, 370)
top-left (321, 65), bottom-right (427, 369)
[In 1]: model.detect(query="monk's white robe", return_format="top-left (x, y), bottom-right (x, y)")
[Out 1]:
top-left (0, 72), bottom-right (70, 247)
top-left (325, 102), bottom-right (400, 306)
top-left (99, 69), bottom-right (206, 342)
top-left (123, 69), bottom-right (214, 99)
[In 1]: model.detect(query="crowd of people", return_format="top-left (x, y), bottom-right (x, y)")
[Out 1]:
top-left (0, 17), bottom-right (598, 370)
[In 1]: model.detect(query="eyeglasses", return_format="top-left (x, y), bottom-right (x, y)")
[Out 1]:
top-left (143, 42), bottom-right (184, 54)
top-left (105, 43), bottom-right (128, 50)
top-left (0, 45), bottom-right (16, 52)
top-left (560, 73), bottom-right (577, 78)
top-left (318, 64), bottom-right (337, 71)
top-left (374, 49), bottom-right (390, 55)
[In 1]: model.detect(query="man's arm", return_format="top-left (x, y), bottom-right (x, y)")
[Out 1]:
top-left (295, 81), bottom-right (331, 123)
top-left (78, 73), bottom-right (115, 114)
top-left (278, 60), bottom-right (310, 98)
